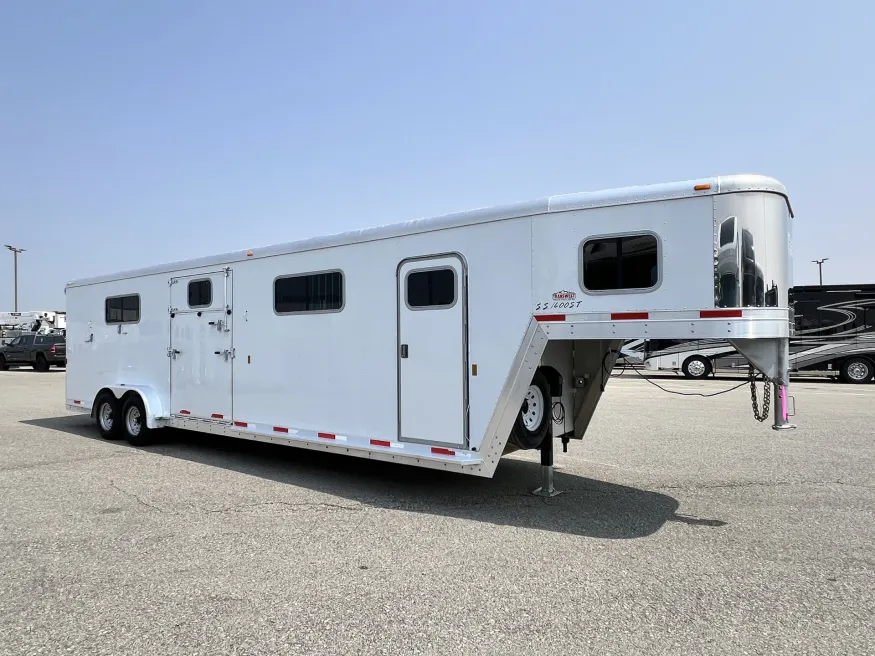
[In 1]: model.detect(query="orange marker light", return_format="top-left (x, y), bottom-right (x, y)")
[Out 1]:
top-left (246, 251), bottom-right (254, 257)
top-left (694, 184), bottom-right (711, 191)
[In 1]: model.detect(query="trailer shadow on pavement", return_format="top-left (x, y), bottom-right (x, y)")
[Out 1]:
top-left (21, 415), bottom-right (709, 540)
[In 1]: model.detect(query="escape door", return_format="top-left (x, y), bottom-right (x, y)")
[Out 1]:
top-left (169, 269), bottom-right (233, 422)
top-left (398, 255), bottom-right (468, 447)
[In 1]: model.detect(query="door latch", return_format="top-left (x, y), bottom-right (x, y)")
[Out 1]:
top-left (167, 348), bottom-right (181, 359)
top-left (400, 344), bottom-right (409, 358)
top-left (214, 348), bottom-right (235, 362)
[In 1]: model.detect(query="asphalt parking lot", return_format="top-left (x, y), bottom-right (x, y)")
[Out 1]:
top-left (1, 371), bottom-right (873, 655)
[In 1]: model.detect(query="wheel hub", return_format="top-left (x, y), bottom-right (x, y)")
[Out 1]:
top-left (126, 406), bottom-right (141, 436)
top-left (847, 362), bottom-right (870, 381)
top-left (687, 360), bottom-right (706, 377)
top-left (99, 403), bottom-right (113, 431)
top-left (521, 384), bottom-right (544, 431)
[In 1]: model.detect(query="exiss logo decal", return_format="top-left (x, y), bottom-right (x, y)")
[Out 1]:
top-left (535, 290), bottom-right (583, 311)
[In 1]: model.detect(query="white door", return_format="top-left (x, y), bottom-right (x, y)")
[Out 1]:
top-left (169, 269), bottom-right (233, 421)
top-left (398, 255), bottom-right (467, 447)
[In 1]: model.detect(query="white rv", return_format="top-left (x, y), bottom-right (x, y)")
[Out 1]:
top-left (64, 174), bottom-right (797, 485)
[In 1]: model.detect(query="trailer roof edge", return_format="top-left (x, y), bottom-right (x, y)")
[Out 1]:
top-left (66, 174), bottom-right (791, 288)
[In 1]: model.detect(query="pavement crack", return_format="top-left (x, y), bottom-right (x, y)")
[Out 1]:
top-left (656, 479), bottom-right (874, 491)
top-left (202, 500), bottom-right (364, 514)
top-left (0, 452), bottom-right (139, 473)
top-left (109, 480), bottom-right (173, 514)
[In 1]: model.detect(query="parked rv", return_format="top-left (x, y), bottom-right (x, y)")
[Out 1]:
top-left (64, 174), bottom-right (797, 484)
top-left (621, 284), bottom-right (875, 383)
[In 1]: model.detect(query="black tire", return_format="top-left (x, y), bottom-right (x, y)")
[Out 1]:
top-left (95, 394), bottom-right (124, 440)
top-left (682, 355), bottom-right (712, 379)
top-left (121, 395), bottom-right (153, 446)
top-left (840, 357), bottom-right (873, 384)
top-left (509, 369), bottom-right (551, 450)
top-left (33, 354), bottom-right (49, 372)
top-left (0, 355), bottom-right (8, 371)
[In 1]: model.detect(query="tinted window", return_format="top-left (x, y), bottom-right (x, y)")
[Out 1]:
top-left (19, 335), bottom-right (35, 345)
top-left (407, 268), bottom-right (456, 308)
top-left (582, 234), bottom-right (659, 292)
top-left (35, 336), bottom-right (48, 345)
top-left (188, 279), bottom-right (212, 308)
top-left (275, 271), bottom-right (343, 314)
top-left (105, 295), bottom-right (140, 324)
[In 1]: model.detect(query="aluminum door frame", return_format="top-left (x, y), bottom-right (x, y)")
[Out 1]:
top-left (396, 252), bottom-right (470, 449)
top-left (168, 268), bottom-right (234, 421)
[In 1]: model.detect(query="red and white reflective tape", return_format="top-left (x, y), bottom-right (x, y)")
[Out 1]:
top-left (431, 447), bottom-right (456, 456)
top-left (211, 413), bottom-right (224, 419)
top-left (273, 426), bottom-right (289, 434)
top-left (73, 400), bottom-right (81, 405)
top-left (233, 421), bottom-right (248, 428)
top-left (318, 432), bottom-right (336, 440)
top-left (179, 410), bottom-right (191, 415)
top-left (700, 309), bottom-right (743, 318)
top-left (535, 314), bottom-right (565, 322)
top-left (611, 311), bottom-right (649, 320)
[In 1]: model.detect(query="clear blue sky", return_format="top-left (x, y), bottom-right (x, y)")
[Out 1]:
top-left (1, 0), bottom-right (872, 310)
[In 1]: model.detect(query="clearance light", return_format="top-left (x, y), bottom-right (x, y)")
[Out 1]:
top-left (694, 184), bottom-right (711, 191)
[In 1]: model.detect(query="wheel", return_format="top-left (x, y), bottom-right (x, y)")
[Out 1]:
top-left (0, 355), bottom-right (8, 371)
top-left (33, 354), bottom-right (49, 372)
top-left (95, 395), bottom-right (124, 440)
top-left (682, 355), bottom-right (712, 379)
top-left (121, 395), bottom-right (153, 446)
top-left (840, 357), bottom-right (873, 384)
top-left (509, 369), bottom-right (551, 450)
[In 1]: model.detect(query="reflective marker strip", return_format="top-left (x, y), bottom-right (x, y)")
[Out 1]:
top-left (73, 400), bottom-right (81, 405)
top-left (431, 447), bottom-right (455, 456)
top-left (233, 421), bottom-right (248, 427)
top-left (211, 413), bottom-right (224, 419)
top-left (535, 314), bottom-right (565, 322)
top-left (273, 426), bottom-right (289, 433)
top-left (611, 312), bottom-right (649, 320)
top-left (318, 432), bottom-right (336, 440)
top-left (700, 309), bottom-right (743, 318)
top-left (370, 439), bottom-right (391, 447)
top-left (180, 410), bottom-right (191, 415)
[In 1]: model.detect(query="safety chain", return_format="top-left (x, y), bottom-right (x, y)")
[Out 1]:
top-left (748, 365), bottom-right (771, 422)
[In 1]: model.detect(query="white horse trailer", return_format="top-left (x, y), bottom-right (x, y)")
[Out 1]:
top-left (65, 174), bottom-right (797, 490)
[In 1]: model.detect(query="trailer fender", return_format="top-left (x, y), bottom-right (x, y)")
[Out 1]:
top-left (100, 385), bottom-right (166, 429)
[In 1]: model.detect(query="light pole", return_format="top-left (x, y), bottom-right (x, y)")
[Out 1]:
top-left (812, 258), bottom-right (828, 286)
top-left (4, 245), bottom-right (25, 312)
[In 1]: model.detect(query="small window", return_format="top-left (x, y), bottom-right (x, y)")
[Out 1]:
top-left (188, 279), bottom-right (212, 308)
top-left (581, 234), bottom-right (659, 292)
top-left (35, 336), bottom-right (47, 345)
top-left (406, 268), bottom-right (456, 308)
top-left (274, 271), bottom-right (343, 314)
top-left (105, 295), bottom-right (140, 324)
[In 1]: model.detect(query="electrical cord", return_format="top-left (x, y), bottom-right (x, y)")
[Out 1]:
top-left (602, 348), bottom-right (754, 398)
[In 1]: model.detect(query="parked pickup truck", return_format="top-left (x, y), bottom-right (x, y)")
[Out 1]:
top-left (0, 333), bottom-right (66, 371)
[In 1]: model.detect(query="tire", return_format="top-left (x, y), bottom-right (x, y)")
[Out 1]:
top-left (121, 395), bottom-right (153, 446)
top-left (33, 354), bottom-right (49, 372)
top-left (0, 355), bottom-right (8, 371)
top-left (840, 357), bottom-right (873, 384)
top-left (682, 355), bottom-right (712, 379)
top-left (509, 369), bottom-right (551, 450)
top-left (95, 395), bottom-right (124, 440)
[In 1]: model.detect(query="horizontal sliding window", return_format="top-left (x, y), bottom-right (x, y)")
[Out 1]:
top-left (275, 271), bottom-right (344, 314)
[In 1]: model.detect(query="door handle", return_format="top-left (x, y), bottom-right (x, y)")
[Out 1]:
top-left (400, 344), bottom-right (408, 358)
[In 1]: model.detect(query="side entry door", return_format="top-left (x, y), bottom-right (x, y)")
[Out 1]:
top-left (169, 269), bottom-right (233, 421)
top-left (398, 254), bottom-right (468, 447)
